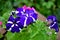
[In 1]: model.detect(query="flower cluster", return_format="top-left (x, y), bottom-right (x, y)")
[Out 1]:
top-left (6, 5), bottom-right (38, 33)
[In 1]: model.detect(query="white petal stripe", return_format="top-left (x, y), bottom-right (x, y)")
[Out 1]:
top-left (24, 17), bottom-right (27, 27)
top-left (30, 16), bottom-right (35, 22)
top-left (8, 28), bottom-right (12, 31)
top-left (11, 24), bottom-right (14, 27)
top-left (15, 24), bottom-right (18, 26)
top-left (8, 24), bottom-right (14, 31)
top-left (49, 22), bottom-right (56, 27)
top-left (15, 11), bottom-right (19, 14)
top-left (19, 28), bottom-right (21, 30)
top-left (23, 9), bottom-right (25, 12)
top-left (7, 21), bottom-right (13, 24)
top-left (51, 22), bottom-right (56, 27)
top-left (17, 21), bottom-right (20, 23)
top-left (21, 11), bottom-right (24, 14)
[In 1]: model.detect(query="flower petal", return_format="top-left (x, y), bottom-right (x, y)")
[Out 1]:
top-left (11, 25), bottom-right (20, 32)
top-left (23, 5), bottom-right (27, 10)
top-left (20, 16), bottom-right (26, 26)
top-left (7, 21), bottom-right (13, 24)
top-left (15, 17), bottom-right (20, 22)
top-left (25, 9), bottom-right (34, 14)
top-left (8, 15), bottom-right (14, 22)
top-left (17, 22), bottom-right (24, 29)
top-left (24, 17), bottom-right (27, 27)
top-left (26, 17), bottom-right (33, 25)
top-left (16, 8), bottom-right (23, 16)
top-left (6, 23), bottom-right (12, 30)
top-left (31, 13), bottom-right (38, 20)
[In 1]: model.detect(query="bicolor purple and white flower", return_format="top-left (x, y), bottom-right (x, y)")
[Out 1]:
top-left (46, 15), bottom-right (59, 33)
top-left (6, 15), bottom-right (23, 33)
top-left (6, 5), bottom-right (38, 32)
top-left (16, 5), bottom-right (38, 27)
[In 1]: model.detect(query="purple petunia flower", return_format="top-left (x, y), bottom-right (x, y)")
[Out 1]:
top-left (16, 5), bottom-right (38, 27)
top-left (6, 5), bottom-right (38, 33)
top-left (6, 15), bottom-right (23, 33)
top-left (46, 15), bottom-right (59, 32)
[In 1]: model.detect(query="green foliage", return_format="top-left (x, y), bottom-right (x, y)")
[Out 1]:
top-left (0, 0), bottom-right (59, 40)
top-left (2, 10), bottom-right (12, 28)
top-left (0, 0), bottom-right (59, 17)
top-left (0, 0), bottom-right (55, 16)
top-left (0, 0), bottom-right (12, 16)
top-left (54, 8), bottom-right (60, 26)
top-left (6, 20), bottom-right (56, 40)
top-left (0, 34), bottom-right (3, 38)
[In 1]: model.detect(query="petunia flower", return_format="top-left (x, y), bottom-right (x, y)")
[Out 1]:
top-left (46, 15), bottom-right (59, 33)
top-left (6, 15), bottom-right (23, 33)
top-left (16, 5), bottom-right (38, 27)
top-left (6, 5), bottom-right (38, 33)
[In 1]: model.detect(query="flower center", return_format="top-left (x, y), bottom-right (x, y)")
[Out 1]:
top-left (13, 20), bottom-right (17, 24)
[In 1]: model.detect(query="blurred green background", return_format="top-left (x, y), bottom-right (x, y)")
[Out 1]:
top-left (0, 0), bottom-right (60, 40)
